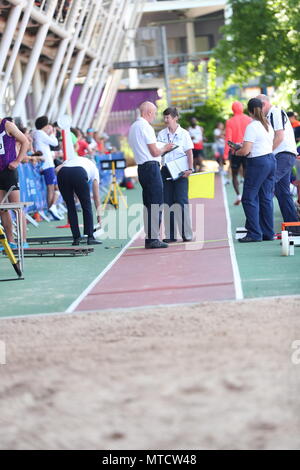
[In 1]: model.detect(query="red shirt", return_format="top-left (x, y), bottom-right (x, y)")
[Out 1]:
top-left (224, 114), bottom-right (252, 159)
top-left (77, 139), bottom-right (89, 156)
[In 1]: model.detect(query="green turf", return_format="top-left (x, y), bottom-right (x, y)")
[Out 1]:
top-left (1, 177), bottom-right (299, 317)
top-left (225, 178), bottom-right (300, 298)
top-left (0, 186), bottom-right (142, 317)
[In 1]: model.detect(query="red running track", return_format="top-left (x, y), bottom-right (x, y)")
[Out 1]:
top-left (74, 176), bottom-right (236, 311)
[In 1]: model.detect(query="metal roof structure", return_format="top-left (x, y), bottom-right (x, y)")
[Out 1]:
top-left (0, 0), bottom-right (225, 131)
top-left (0, 0), bottom-right (144, 130)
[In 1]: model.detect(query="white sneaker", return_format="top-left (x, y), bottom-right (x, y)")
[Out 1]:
top-left (234, 195), bottom-right (242, 206)
top-left (49, 205), bottom-right (63, 220)
top-left (290, 184), bottom-right (298, 197)
top-left (58, 203), bottom-right (68, 214)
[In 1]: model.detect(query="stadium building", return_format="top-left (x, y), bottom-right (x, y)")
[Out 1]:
top-left (0, 0), bottom-right (226, 132)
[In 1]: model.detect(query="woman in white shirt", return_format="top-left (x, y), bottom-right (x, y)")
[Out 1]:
top-left (158, 107), bottom-right (194, 242)
top-left (234, 98), bottom-right (276, 242)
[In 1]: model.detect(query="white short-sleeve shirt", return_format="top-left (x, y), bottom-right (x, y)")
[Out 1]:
top-left (188, 125), bottom-right (203, 144)
top-left (157, 125), bottom-right (193, 164)
top-left (62, 157), bottom-right (99, 183)
top-left (267, 106), bottom-right (297, 155)
top-left (32, 129), bottom-right (58, 170)
top-left (244, 120), bottom-right (274, 158)
top-left (128, 117), bottom-right (157, 164)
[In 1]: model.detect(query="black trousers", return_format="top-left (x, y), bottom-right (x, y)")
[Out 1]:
top-left (57, 166), bottom-right (93, 240)
top-left (161, 166), bottom-right (192, 240)
top-left (137, 161), bottom-right (163, 241)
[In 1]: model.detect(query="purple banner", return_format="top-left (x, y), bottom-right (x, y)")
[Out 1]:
top-left (71, 87), bottom-right (159, 113)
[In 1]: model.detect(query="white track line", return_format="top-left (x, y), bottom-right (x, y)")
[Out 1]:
top-left (1, 293), bottom-right (299, 322)
top-left (65, 228), bottom-right (143, 313)
top-left (221, 176), bottom-right (244, 300)
top-left (0, 181), bottom-right (242, 318)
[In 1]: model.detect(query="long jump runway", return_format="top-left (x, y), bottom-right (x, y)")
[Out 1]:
top-left (71, 176), bottom-right (241, 312)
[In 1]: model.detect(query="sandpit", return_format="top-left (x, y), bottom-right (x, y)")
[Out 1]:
top-left (0, 296), bottom-right (299, 450)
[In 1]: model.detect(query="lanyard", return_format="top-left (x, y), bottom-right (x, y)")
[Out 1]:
top-left (167, 132), bottom-right (177, 144)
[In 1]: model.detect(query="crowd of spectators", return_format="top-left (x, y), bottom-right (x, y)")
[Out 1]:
top-left (14, 118), bottom-right (114, 217)
top-left (0, 114), bottom-right (118, 249)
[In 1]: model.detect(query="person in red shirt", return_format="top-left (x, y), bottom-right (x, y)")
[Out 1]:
top-left (95, 134), bottom-right (106, 153)
top-left (74, 128), bottom-right (92, 157)
top-left (287, 111), bottom-right (300, 128)
top-left (224, 101), bottom-right (252, 205)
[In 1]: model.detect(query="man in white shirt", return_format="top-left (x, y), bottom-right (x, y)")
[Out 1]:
top-left (56, 157), bottom-right (102, 245)
top-left (128, 101), bottom-right (173, 248)
top-left (32, 115), bottom-right (61, 220)
top-left (257, 94), bottom-right (298, 221)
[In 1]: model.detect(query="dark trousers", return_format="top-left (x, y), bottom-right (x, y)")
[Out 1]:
top-left (161, 166), bottom-right (192, 240)
top-left (57, 166), bottom-right (94, 240)
top-left (137, 161), bottom-right (163, 241)
top-left (242, 154), bottom-right (276, 240)
top-left (274, 152), bottom-right (298, 222)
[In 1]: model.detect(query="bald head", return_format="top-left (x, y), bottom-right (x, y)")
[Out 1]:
top-left (256, 94), bottom-right (269, 103)
top-left (140, 101), bottom-right (157, 123)
top-left (255, 94), bottom-right (271, 115)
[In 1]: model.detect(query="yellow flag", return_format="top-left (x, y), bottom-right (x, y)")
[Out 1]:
top-left (188, 172), bottom-right (215, 199)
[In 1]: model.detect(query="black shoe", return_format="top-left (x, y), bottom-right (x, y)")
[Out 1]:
top-left (145, 240), bottom-right (168, 249)
top-left (162, 238), bottom-right (177, 243)
top-left (72, 238), bottom-right (80, 246)
top-left (182, 237), bottom-right (193, 242)
top-left (262, 235), bottom-right (275, 241)
top-left (87, 237), bottom-right (103, 245)
top-left (238, 236), bottom-right (261, 243)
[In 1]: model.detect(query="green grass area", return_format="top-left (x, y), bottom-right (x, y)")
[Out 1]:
top-left (0, 186), bottom-right (142, 317)
top-left (226, 179), bottom-right (300, 298)
top-left (1, 176), bottom-right (299, 318)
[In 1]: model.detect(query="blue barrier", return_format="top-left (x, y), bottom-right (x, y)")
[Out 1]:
top-left (17, 153), bottom-right (125, 211)
top-left (18, 162), bottom-right (47, 212)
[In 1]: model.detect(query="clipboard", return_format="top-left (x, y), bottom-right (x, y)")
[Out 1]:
top-left (156, 141), bottom-right (179, 156)
top-left (165, 155), bottom-right (188, 180)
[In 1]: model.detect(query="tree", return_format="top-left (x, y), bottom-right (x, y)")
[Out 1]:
top-left (215, 0), bottom-right (300, 89)
top-left (179, 59), bottom-right (236, 142)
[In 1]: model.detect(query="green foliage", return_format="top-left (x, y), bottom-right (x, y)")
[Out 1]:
top-left (186, 61), bottom-right (206, 94)
top-left (120, 135), bottom-right (134, 164)
top-left (215, 0), bottom-right (300, 90)
top-left (179, 103), bottom-right (224, 142)
top-left (155, 92), bottom-right (168, 123)
top-left (179, 58), bottom-right (238, 141)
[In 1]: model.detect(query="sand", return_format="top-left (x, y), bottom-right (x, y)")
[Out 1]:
top-left (0, 296), bottom-right (300, 450)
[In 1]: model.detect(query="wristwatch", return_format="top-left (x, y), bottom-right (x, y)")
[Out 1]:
top-left (188, 168), bottom-right (193, 172)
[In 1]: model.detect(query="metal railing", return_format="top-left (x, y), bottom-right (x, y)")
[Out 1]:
top-left (33, 0), bottom-right (74, 25)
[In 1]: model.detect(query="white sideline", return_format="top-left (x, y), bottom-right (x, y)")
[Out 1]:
top-left (1, 294), bottom-right (299, 322)
top-left (221, 176), bottom-right (244, 300)
top-left (65, 228), bottom-right (143, 313)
